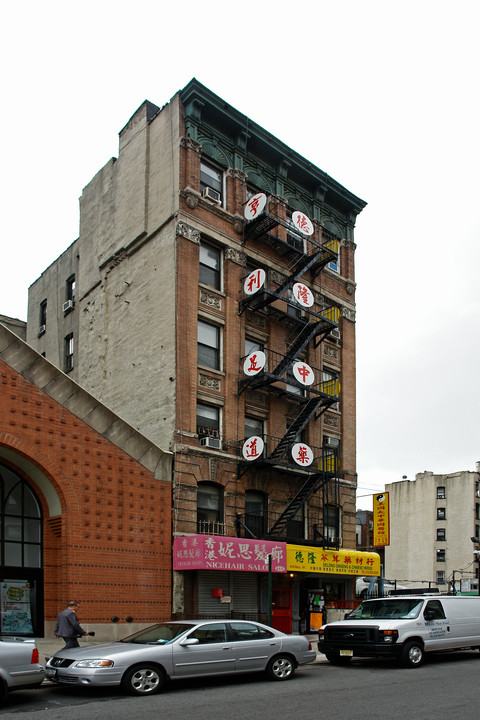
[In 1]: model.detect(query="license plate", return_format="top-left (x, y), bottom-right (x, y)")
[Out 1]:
top-left (340, 649), bottom-right (353, 656)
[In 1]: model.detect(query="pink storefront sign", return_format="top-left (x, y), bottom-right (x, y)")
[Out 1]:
top-left (173, 535), bottom-right (287, 573)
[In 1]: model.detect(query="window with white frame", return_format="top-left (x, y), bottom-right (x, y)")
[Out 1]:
top-left (199, 242), bottom-right (221, 290)
top-left (200, 160), bottom-right (223, 203)
top-left (197, 320), bottom-right (220, 370)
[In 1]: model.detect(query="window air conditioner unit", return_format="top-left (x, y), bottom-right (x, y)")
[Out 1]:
top-left (202, 187), bottom-right (221, 203)
top-left (63, 300), bottom-right (74, 312)
top-left (38, 325), bottom-right (46, 336)
top-left (200, 437), bottom-right (221, 449)
top-left (330, 328), bottom-right (340, 340)
top-left (324, 437), bottom-right (339, 448)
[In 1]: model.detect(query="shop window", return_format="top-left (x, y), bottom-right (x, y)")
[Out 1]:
top-left (64, 333), bottom-right (74, 372)
top-left (197, 320), bottom-right (220, 370)
top-left (437, 486), bottom-right (446, 499)
top-left (200, 160), bottom-right (223, 204)
top-left (245, 490), bottom-right (267, 538)
top-left (197, 482), bottom-right (224, 534)
top-left (436, 528), bottom-right (446, 541)
top-left (199, 242), bottom-right (221, 290)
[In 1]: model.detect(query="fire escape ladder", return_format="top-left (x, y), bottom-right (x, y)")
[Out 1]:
top-left (268, 472), bottom-right (326, 537)
top-left (274, 249), bottom-right (324, 296)
top-left (269, 398), bottom-right (323, 460)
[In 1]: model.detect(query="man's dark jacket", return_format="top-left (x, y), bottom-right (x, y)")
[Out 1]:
top-left (54, 608), bottom-right (86, 638)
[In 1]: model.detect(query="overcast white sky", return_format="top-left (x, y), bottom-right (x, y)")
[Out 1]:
top-left (1, 1), bottom-right (479, 509)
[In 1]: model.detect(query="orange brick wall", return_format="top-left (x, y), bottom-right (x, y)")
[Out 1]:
top-left (0, 359), bottom-right (172, 628)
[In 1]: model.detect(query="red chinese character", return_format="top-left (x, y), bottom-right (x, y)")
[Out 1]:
top-left (245, 438), bottom-right (259, 458)
top-left (345, 556), bottom-right (352, 564)
top-left (247, 354), bottom-right (261, 373)
top-left (297, 364), bottom-right (311, 382)
top-left (296, 446), bottom-right (310, 464)
top-left (366, 558), bottom-right (374, 565)
top-left (356, 557), bottom-right (364, 565)
top-left (295, 214), bottom-right (309, 232)
top-left (295, 284), bottom-right (310, 305)
top-left (247, 197), bottom-right (260, 217)
top-left (332, 554), bottom-right (339, 563)
top-left (246, 270), bottom-right (261, 293)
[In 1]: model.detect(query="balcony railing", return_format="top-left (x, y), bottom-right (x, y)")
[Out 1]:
top-left (197, 520), bottom-right (227, 536)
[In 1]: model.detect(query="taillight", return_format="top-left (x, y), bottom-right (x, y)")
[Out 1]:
top-left (31, 648), bottom-right (39, 664)
top-left (308, 641), bottom-right (313, 650)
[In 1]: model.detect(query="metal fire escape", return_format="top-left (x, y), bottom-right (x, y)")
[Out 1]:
top-left (237, 198), bottom-right (341, 543)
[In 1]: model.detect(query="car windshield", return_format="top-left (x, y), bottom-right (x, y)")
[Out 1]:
top-left (120, 623), bottom-right (195, 645)
top-left (347, 599), bottom-right (423, 620)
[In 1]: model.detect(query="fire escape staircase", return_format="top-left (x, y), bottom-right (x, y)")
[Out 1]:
top-left (267, 470), bottom-right (330, 538)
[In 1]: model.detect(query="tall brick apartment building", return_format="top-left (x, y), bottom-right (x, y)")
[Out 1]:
top-left (26, 79), bottom-right (377, 632)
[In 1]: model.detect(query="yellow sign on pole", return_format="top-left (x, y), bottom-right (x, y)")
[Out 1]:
top-left (373, 492), bottom-right (390, 546)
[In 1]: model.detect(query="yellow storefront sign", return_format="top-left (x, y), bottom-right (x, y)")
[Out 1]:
top-left (286, 545), bottom-right (380, 576)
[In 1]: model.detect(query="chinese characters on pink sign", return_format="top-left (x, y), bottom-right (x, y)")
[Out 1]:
top-left (174, 535), bottom-right (287, 573)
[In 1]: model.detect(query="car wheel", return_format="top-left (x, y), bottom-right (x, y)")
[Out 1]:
top-left (400, 641), bottom-right (424, 668)
top-left (121, 664), bottom-right (165, 695)
top-left (266, 654), bottom-right (295, 680)
top-left (325, 651), bottom-right (352, 665)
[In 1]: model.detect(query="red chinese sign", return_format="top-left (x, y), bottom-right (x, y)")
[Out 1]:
top-left (244, 268), bottom-right (266, 295)
top-left (242, 435), bottom-right (264, 461)
top-left (292, 361), bottom-right (314, 386)
top-left (243, 351), bottom-right (266, 376)
top-left (292, 282), bottom-right (314, 308)
top-left (292, 211), bottom-right (314, 236)
top-left (291, 443), bottom-right (314, 467)
top-left (244, 193), bottom-right (267, 220)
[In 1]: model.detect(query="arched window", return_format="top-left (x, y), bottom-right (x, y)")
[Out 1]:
top-left (197, 483), bottom-right (224, 534)
top-left (245, 490), bottom-right (267, 538)
top-left (1, 465), bottom-right (42, 568)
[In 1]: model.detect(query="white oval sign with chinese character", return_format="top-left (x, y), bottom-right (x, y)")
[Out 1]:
top-left (292, 211), bottom-right (314, 236)
top-left (244, 193), bottom-right (267, 220)
top-left (291, 443), bottom-right (314, 467)
top-left (243, 350), bottom-right (266, 376)
top-left (292, 282), bottom-right (314, 307)
top-left (242, 436), bottom-right (264, 461)
top-left (244, 268), bottom-right (266, 295)
top-left (292, 361), bottom-right (314, 386)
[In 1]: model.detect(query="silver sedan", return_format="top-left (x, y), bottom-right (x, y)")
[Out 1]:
top-left (46, 619), bottom-right (316, 696)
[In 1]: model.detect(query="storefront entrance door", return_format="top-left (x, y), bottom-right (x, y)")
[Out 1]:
top-left (272, 587), bottom-right (292, 633)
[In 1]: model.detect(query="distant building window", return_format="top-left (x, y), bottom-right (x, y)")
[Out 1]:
top-left (436, 549), bottom-right (446, 562)
top-left (437, 507), bottom-right (446, 520)
top-left (436, 571), bottom-right (446, 584)
top-left (200, 160), bottom-right (223, 203)
top-left (65, 333), bottom-right (74, 372)
top-left (437, 486), bottom-right (446, 499)
top-left (197, 320), bottom-right (220, 370)
top-left (476, 503), bottom-right (480, 520)
top-left (196, 402), bottom-right (220, 438)
top-left (67, 275), bottom-right (76, 303)
top-left (199, 242), bottom-right (221, 289)
top-left (39, 300), bottom-right (47, 335)
top-left (436, 528), bottom-right (446, 541)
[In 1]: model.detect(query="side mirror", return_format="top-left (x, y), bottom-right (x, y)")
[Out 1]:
top-left (178, 637), bottom-right (200, 646)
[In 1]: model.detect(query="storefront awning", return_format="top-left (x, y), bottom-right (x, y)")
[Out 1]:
top-left (287, 544), bottom-right (380, 576)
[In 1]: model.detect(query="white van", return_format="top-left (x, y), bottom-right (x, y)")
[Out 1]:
top-left (318, 595), bottom-right (480, 667)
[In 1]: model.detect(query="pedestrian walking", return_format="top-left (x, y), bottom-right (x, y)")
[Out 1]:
top-left (54, 600), bottom-right (93, 649)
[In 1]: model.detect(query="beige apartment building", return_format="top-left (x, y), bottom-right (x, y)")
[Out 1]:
top-left (26, 79), bottom-right (372, 630)
top-left (385, 468), bottom-right (480, 592)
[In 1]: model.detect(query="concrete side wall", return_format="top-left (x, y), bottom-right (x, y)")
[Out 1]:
top-left (385, 472), bottom-right (479, 586)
